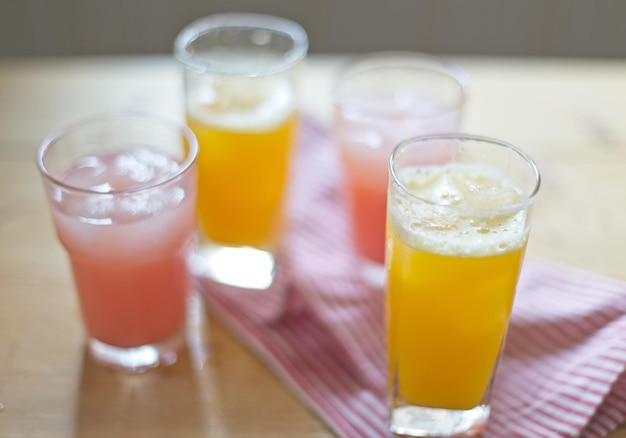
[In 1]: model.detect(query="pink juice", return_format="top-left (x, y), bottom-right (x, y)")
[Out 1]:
top-left (336, 92), bottom-right (462, 264)
top-left (50, 147), bottom-right (197, 348)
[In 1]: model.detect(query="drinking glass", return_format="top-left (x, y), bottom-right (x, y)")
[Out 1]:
top-left (386, 135), bottom-right (540, 436)
top-left (174, 13), bottom-right (308, 290)
top-left (37, 113), bottom-right (198, 372)
top-left (333, 52), bottom-right (468, 285)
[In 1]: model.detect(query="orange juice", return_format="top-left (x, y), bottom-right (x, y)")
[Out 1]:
top-left (187, 76), bottom-right (297, 250)
top-left (188, 113), bottom-right (296, 248)
top-left (387, 235), bottom-right (525, 409)
top-left (386, 161), bottom-right (529, 410)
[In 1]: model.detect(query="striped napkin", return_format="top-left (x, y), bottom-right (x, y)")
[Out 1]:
top-left (195, 116), bottom-right (626, 438)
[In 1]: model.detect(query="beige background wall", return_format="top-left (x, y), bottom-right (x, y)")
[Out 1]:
top-left (0, 0), bottom-right (625, 58)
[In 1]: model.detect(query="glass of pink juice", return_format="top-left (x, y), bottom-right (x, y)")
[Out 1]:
top-left (333, 52), bottom-right (469, 285)
top-left (37, 113), bottom-right (198, 372)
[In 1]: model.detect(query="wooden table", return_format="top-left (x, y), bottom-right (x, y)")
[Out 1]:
top-left (1, 55), bottom-right (625, 437)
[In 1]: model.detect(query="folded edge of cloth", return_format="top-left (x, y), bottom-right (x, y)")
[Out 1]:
top-left (490, 260), bottom-right (626, 438)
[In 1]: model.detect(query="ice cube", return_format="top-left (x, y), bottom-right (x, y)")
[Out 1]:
top-left (453, 172), bottom-right (521, 211)
top-left (410, 215), bottom-right (457, 232)
top-left (85, 193), bottom-right (115, 216)
top-left (116, 186), bottom-right (185, 221)
top-left (400, 167), bottom-right (463, 206)
top-left (61, 156), bottom-right (108, 189)
top-left (114, 148), bottom-right (179, 185)
top-left (119, 191), bottom-right (160, 216)
top-left (351, 129), bottom-right (384, 149)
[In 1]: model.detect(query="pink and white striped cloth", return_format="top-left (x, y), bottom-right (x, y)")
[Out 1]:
top-left (196, 116), bottom-right (626, 438)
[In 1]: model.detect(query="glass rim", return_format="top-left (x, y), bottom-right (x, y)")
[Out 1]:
top-left (389, 133), bottom-right (541, 215)
top-left (36, 112), bottom-right (199, 196)
top-left (173, 13), bottom-right (309, 76)
top-left (332, 51), bottom-right (470, 122)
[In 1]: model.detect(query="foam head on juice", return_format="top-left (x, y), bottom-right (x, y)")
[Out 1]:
top-left (386, 162), bottom-right (529, 410)
top-left (187, 75), bottom-right (297, 249)
top-left (50, 147), bottom-right (196, 348)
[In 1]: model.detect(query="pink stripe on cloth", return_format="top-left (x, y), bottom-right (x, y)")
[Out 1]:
top-left (195, 116), bottom-right (626, 437)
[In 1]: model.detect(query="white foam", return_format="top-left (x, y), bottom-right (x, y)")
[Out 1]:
top-left (188, 76), bottom-right (295, 131)
top-left (389, 163), bottom-right (529, 257)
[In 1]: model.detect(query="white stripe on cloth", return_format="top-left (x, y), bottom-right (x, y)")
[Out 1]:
top-left (196, 116), bottom-right (626, 438)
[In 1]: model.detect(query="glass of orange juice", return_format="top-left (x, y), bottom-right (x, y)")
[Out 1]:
top-left (37, 113), bottom-right (198, 372)
top-left (174, 14), bottom-right (308, 290)
top-left (333, 52), bottom-right (468, 286)
top-left (386, 135), bottom-right (540, 436)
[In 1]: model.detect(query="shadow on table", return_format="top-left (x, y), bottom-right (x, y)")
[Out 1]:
top-left (70, 290), bottom-right (327, 437)
top-left (71, 294), bottom-right (222, 438)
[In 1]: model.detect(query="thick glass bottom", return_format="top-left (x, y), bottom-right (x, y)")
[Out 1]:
top-left (390, 404), bottom-right (490, 437)
top-left (191, 242), bottom-right (276, 290)
top-left (88, 328), bottom-right (185, 373)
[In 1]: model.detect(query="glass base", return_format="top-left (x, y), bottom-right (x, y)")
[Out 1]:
top-left (191, 242), bottom-right (277, 290)
top-left (390, 404), bottom-right (490, 437)
top-left (88, 329), bottom-right (185, 373)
